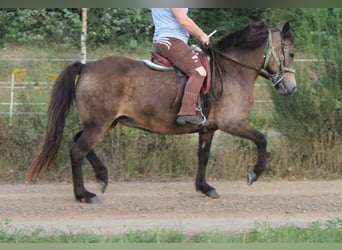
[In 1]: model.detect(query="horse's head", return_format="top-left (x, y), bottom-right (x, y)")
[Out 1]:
top-left (263, 22), bottom-right (297, 96)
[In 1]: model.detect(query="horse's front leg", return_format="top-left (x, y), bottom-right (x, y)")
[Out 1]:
top-left (224, 120), bottom-right (267, 185)
top-left (196, 130), bottom-right (220, 198)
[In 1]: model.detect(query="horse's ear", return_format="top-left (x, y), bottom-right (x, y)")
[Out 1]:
top-left (280, 21), bottom-right (291, 33)
top-left (280, 21), bottom-right (293, 41)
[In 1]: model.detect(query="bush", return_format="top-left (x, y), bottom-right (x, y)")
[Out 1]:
top-left (0, 9), bottom-right (81, 46)
top-left (270, 9), bottom-right (342, 175)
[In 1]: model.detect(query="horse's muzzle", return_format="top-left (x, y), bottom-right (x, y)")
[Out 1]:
top-left (276, 74), bottom-right (297, 96)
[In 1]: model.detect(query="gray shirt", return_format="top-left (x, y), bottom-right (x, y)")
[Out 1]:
top-left (151, 8), bottom-right (190, 44)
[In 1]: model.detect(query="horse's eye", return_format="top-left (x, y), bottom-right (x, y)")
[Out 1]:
top-left (289, 52), bottom-right (295, 58)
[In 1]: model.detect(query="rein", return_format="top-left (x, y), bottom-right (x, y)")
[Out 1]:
top-left (207, 29), bottom-right (295, 100)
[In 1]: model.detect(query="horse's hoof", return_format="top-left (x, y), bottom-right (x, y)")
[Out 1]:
top-left (246, 170), bottom-right (257, 185)
top-left (206, 189), bottom-right (220, 199)
top-left (85, 195), bottom-right (101, 204)
top-left (97, 180), bottom-right (107, 194)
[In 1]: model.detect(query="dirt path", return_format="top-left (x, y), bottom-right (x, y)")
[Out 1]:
top-left (1, 180), bottom-right (341, 234)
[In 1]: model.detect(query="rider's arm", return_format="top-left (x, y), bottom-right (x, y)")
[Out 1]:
top-left (171, 8), bottom-right (210, 46)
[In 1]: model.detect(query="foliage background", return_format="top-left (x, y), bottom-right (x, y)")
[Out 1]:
top-left (0, 8), bottom-right (341, 182)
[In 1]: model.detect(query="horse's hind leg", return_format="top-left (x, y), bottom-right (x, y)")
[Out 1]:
top-left (74, 131), bottom-right (108, 194)
top-left (71, 126), bottom-right (108, 203)
top-left (196, 130), bottom-right (220, 198)
top-left (87, 151), bottom-right (108, 193)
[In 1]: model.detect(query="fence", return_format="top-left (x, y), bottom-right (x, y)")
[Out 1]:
top-left (0, 79), bottom-right (50, 116)
top-left (0, 58), bottom-right (317, 119)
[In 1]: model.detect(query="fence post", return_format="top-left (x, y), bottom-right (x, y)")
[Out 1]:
top-left (9, 73), bottom-right (15, 125)
top-left (81, 8), bottom-right (87, 64)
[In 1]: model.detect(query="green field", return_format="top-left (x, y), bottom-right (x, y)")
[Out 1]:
top-left (1, 219), bottom-right (341, 243)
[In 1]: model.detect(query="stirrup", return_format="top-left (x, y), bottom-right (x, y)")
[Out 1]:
top-left (195, 107), bottom-right (208, 128)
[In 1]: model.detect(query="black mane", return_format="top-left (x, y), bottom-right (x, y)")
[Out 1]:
top-left (214, 20), bottom-right (269, 51)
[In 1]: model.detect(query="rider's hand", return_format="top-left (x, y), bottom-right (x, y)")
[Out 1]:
top-left (200, 33), bottom-right (210, 46)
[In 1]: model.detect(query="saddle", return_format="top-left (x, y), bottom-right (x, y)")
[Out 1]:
top-left (143, 47), bottom-right (211, 113)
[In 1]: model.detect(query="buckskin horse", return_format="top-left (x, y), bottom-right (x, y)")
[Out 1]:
top-left (28, 21), bottom-right (297, 203)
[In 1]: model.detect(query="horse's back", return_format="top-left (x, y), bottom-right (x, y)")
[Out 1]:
top-left (82, 55), bottom-right (142, 76)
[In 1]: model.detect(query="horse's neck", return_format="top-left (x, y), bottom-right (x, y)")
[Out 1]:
top-left (219, 47), bottom-right (263, 81)
top-left (213, 47), bottom-right (264, 102)
top-left (231, 46), bottom-right (265, 71)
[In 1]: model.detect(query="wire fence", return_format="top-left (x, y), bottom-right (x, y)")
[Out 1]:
top-left (0, 58), bottom-right (317, 119)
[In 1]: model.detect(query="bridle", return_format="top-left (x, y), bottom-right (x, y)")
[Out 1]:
top-left (261, 29), bottom-right (296, 86)
top-left (207, 28), bottom-right (296, 99)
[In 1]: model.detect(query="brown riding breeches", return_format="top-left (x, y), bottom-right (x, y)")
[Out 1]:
top-left (154, 38), bottom-right (206, 116)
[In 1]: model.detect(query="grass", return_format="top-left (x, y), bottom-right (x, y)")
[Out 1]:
top-left (1, 218), bottom-right (342, 243)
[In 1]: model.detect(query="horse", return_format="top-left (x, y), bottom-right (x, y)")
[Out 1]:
top-left (28, 20), bottom-right (296, 203)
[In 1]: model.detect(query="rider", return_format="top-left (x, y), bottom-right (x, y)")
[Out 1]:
top-left (151, 8), bottom-right (210, 126)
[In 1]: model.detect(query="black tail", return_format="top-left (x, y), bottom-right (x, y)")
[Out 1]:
top-left (28, 62), bottom-right (83, 182)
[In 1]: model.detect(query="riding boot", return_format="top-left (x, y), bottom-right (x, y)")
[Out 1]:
top-left (178, 91), bottom-right (198, 116)
top-left (176, 75), bottom-right (205, 125)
